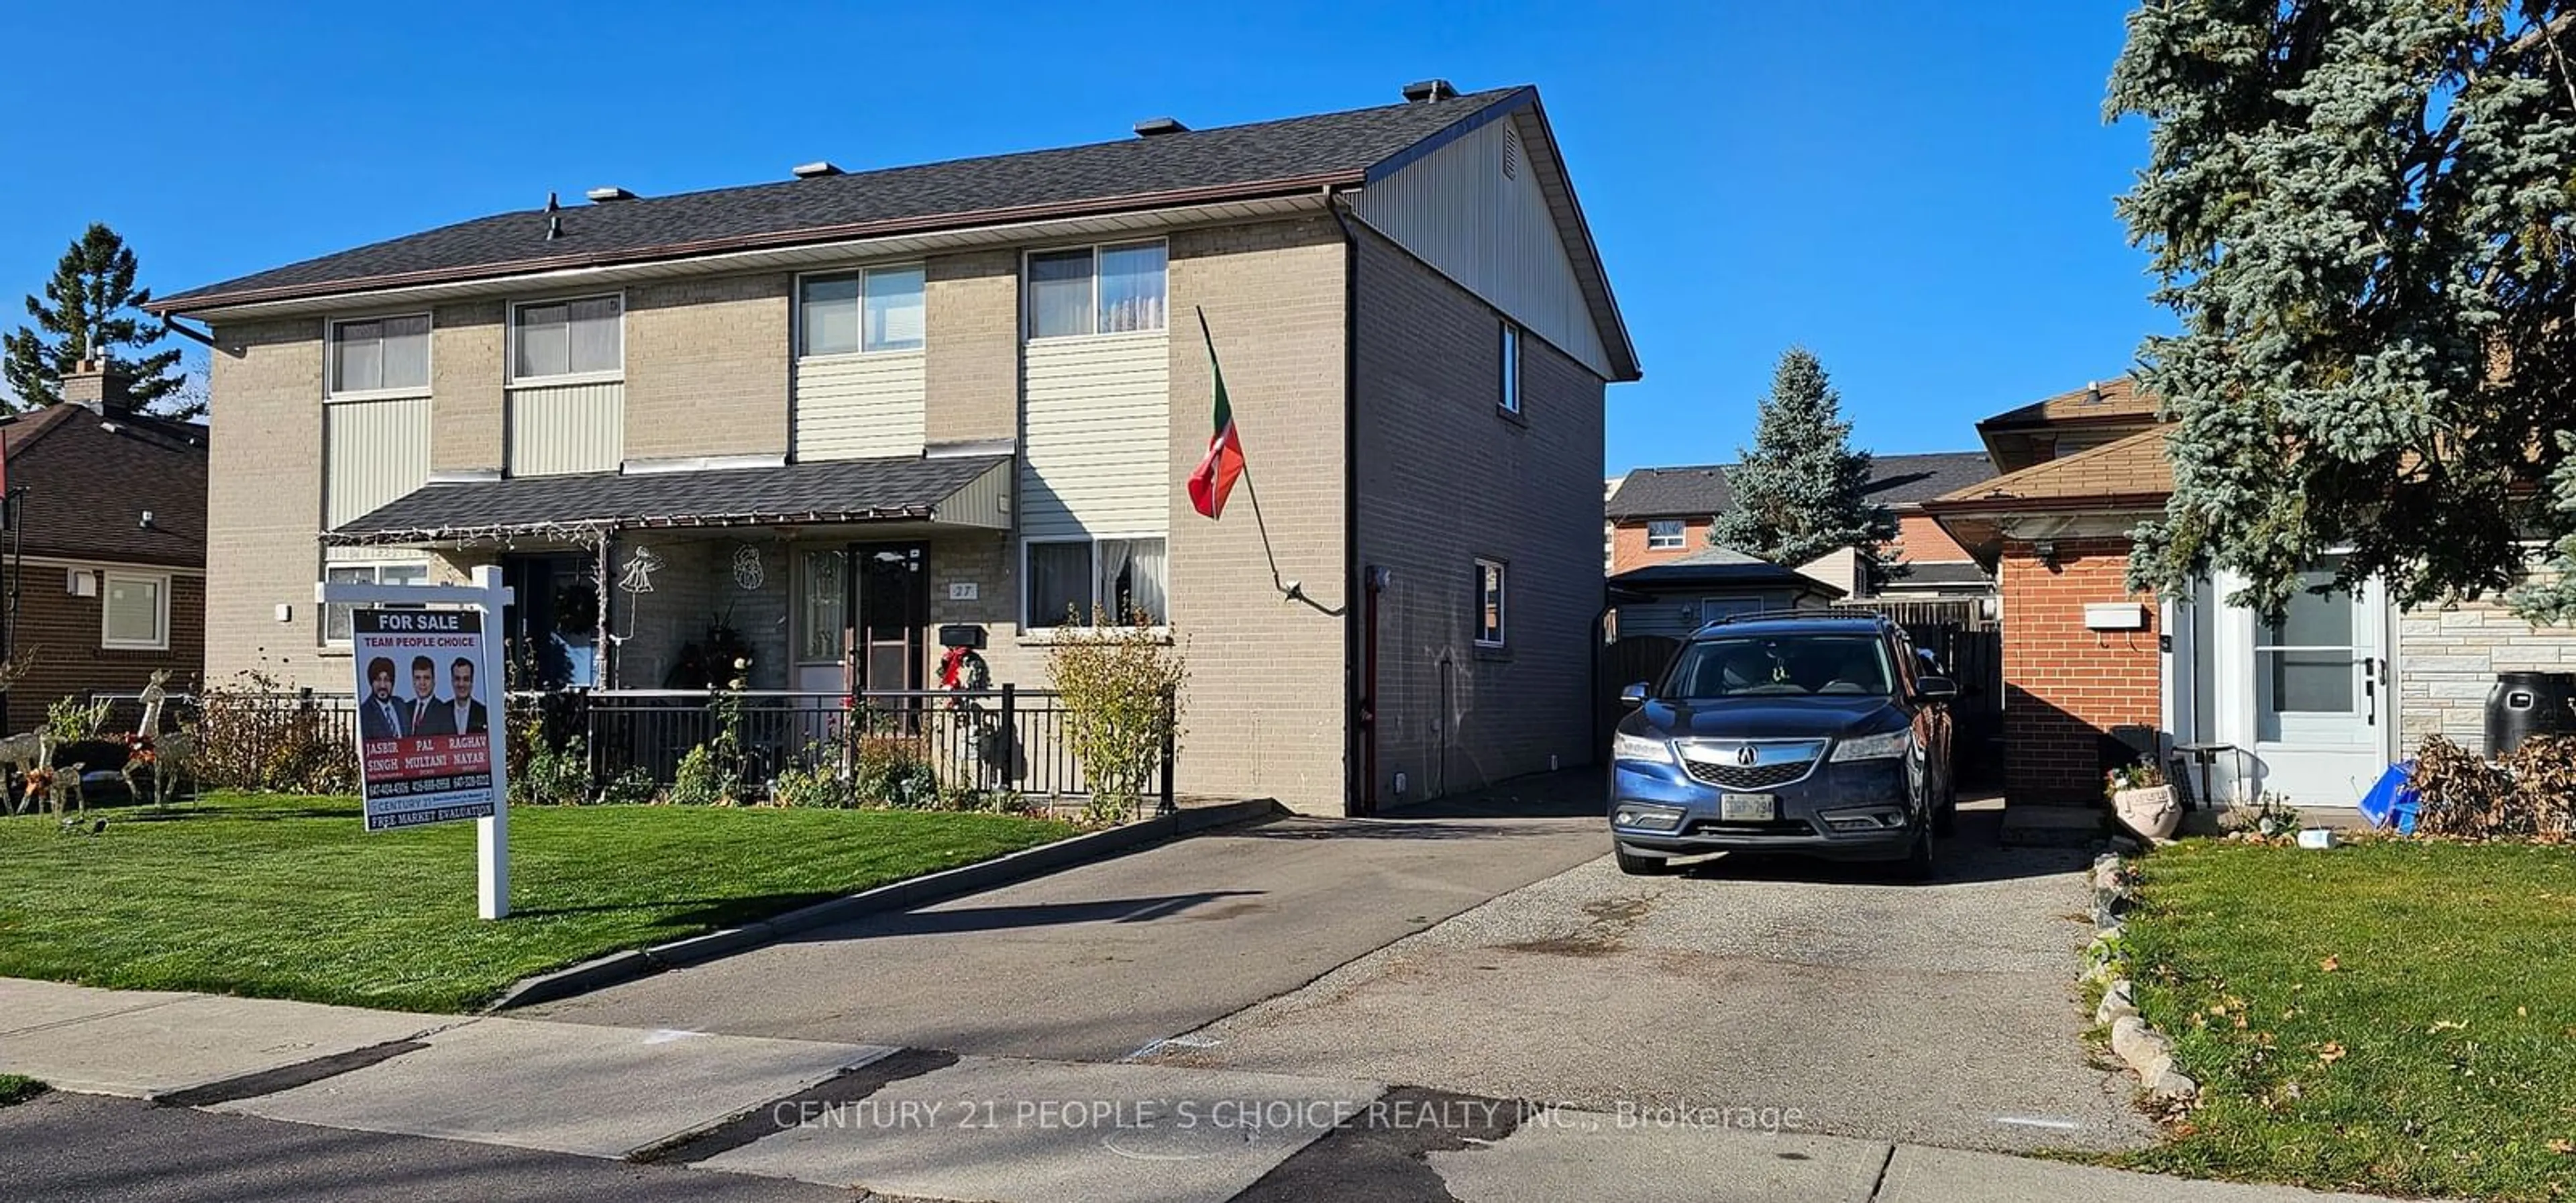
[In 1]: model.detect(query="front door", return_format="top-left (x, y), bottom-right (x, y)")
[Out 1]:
top-left (2198, 561), bottom-right (2390, 807)
top-left (851, 542), bottom-right (928, 692)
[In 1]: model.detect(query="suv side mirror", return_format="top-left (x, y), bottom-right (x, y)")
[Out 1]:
top-left (1914, 676), bottom-right (1958, 703)
top-left (1619, 682), bottom-right (1650, 708)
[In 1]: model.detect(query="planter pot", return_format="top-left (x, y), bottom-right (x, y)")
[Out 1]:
top-left (2112, 784), bottom-right (2182, 841)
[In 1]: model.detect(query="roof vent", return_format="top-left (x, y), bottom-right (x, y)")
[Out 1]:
top-left (586, 187), bottom-right (636, 203)
top-left (1401, 78), bottom-right (1458, 103)
top-left (2083, 380), bottom-right (2103, 405)
top-left (1132, 116), bottom-right (1189, 138)
top-left (792, 161), bottom-right (843, 179)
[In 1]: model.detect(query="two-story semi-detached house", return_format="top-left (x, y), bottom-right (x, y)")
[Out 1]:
top-left (150, 81), bottom-right (1640, 817)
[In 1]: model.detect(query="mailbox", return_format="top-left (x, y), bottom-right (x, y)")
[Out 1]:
top-left (2083, 603), bottom-right (2149, 632)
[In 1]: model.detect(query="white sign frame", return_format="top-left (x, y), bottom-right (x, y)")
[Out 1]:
top-left (317, 566), bottom-right (517, 919)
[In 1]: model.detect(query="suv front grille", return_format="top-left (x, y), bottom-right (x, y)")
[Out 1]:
top-left (1681, 759), bottom-right (1811, 790)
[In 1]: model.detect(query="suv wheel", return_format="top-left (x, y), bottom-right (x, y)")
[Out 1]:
top-left (1898, 822), bottom-right (1936, 881)
top-left (1615, 847), bottom-right (1676, 876)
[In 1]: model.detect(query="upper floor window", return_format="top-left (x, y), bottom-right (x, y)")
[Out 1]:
top-left (800, 266), bottom-right (924, 356)
top-left (1026, 242), bottom-right (1166, 339)
top-left (1646, 519), bottom-right (1685, 550)
top-left (328, 315), bottom-right (430, 398)
top-left (1499, 321), bottom-right (1522, 415)
top-left (511, 295), bottom-right (623, 382)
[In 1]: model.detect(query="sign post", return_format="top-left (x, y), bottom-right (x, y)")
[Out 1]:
top-left (318, 565), bottom-right (515, 919)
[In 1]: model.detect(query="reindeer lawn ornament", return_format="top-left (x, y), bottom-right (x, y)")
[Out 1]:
top-left (121, 670), bottom-right (195, 808)
top-left (23, 760), bottom-right (91, 829)
top-left (3, 731), bottom-right (56, 817)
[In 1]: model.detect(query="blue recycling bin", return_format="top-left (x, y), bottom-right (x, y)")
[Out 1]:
top-left (2357, 762), bottom-right (2419, 834)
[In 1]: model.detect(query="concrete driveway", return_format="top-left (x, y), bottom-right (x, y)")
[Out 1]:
top-left (525, 776), bottom-right (1609, 1062)
top-left (1147, 798), bottom-right (2157, 1155)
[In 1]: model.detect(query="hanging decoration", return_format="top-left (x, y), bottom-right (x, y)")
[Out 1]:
top-left (618, 545), bottom-right (664, 594)
top-left (733, 545), bottom-right (766, 590)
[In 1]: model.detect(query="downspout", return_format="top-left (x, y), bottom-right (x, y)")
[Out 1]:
top-left (1328, 189), bottom-right (1371, 816)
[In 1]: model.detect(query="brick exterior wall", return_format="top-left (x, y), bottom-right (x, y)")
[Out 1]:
top-left (1998, 536), bottom-right (2160, 802)
top-left (2396, 598), bottom-right (2576, 754)
top-left (3, 569), bottom-right (207, 732)
top-left (625, 274), bottom-right (791, 462)
top-left (923, 249), bottom-right (1020, 446)
top-left (1609, 517), bottom-right (1709, 574)
top-left (205, 317), bottom-right (334, 690)
top-left (1354, 226), bottom-right (1603, 804)
top-left (1894, 512), bottom-right (1971, 565)
top-left (429, 301), bottom-right (505, 474)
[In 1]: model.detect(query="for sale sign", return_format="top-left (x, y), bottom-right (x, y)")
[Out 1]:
top-left (350, 609), bottom-right (498, 831)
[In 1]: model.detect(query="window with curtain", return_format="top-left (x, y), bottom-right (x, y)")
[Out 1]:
top-left (1024, 537), bottom-right (1169, 629)
top-left (799, 550), bottom-right (847, 662)
top-left (801, 267), bottom-right (924, 355)
top-left (513, 295), bottom-right (623, 379)
top-left (1025, 242), bottom-right (1167, 339)
top-left (1474, 558), bottom-right (1507, 647)
top-left (323, 561), bottom-right (429, 645)
top-left (1646, 519), bottom-right (1685, 550)
top-left (101, 572), bottom-right (168, 649)
top-left (328, 315), bottom-right (431, 396)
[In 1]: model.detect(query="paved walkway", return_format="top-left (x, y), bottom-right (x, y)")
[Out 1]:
top-left (0, 979), bottom-right (2421, 1202)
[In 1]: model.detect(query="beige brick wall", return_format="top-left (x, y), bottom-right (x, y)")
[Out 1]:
top-left (625, 274), bottom-right (790, 461)
top-left (1353, 225), bottom-right (1605, 804)
top-left (429, 301), bottom-right (504, 474)
top-left (205, 318), bottom-right (334, 690)
top-left (924, 250), bottom-right (1021, 446)
top-left (2397, 599), bottom-right (2576, 753)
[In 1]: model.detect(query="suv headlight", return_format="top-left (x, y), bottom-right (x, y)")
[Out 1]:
top-left (1830, 730), bottom-right (1910, 762)
top-left (1612, 731), bottom-right (1675, 766)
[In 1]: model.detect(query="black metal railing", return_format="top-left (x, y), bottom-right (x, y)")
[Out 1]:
top-left (90, 688), bottom-right (362, 795)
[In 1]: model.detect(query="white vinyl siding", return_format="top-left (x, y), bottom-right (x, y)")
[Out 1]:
top-left (101, 570), bottom-right (170, 650)
top-left (507, 381), bottom-right (625, 476)
top-left (323, 395), bottom-right (432, 528)
top-left (794, 350), bottom-right (925, 461)
top-left (1018, 334), bottom-right (1170, 545)
top-left (1352, 110), bottom-right (1614, 378)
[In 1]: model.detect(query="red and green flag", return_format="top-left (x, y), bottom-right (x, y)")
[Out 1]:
top-left (1188, 309), bottom-right (1246, 519)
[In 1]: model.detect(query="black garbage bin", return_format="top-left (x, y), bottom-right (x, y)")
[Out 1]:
top-left (2484, 670), bottom-right (2576, 757)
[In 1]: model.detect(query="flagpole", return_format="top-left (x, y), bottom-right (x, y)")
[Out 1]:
top-left (1195, 306), bottom-right (1299, 603)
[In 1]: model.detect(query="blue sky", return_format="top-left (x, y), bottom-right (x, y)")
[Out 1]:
top-left (0, 1), bottom-right (2161, 472)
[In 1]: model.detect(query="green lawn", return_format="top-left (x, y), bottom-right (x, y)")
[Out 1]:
top-left (2115, 839), bottom-right (2576, 1201)
top-left (0, 793), bottom-right (1073, 1013)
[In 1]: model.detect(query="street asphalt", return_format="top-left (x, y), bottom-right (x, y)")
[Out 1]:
top-left (523, 774), bottom-right (1611, 1062)
top-left (1144, 798), bottom-right (2159, 1154)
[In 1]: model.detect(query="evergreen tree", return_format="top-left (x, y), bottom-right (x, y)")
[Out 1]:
top-left (2109, 2), bottom-right (2576, 620)
top-left (3, 223), bottom-right (190, 416)
top-left (1708, 348), bottom-right (1895, 569)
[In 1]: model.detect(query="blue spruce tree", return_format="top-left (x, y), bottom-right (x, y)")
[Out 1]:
top-left (1708, 348), bottom-right (1894, 572)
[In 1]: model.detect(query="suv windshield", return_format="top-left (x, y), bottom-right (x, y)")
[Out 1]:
top-left (1659, 633), bottom-right (1895, 699)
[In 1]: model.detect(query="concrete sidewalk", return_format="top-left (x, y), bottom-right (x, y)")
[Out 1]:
top-left (0, 979), bottom-right (2436, 1202)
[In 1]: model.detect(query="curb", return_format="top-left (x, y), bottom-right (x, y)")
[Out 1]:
top-left (485, 797), bottom-right (1285, 1011)
top-left (2081, 847), bottom-right (2198, 1103)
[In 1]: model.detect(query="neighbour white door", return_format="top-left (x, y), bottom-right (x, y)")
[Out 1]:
top-left (2202, 560), bottom-right (2391, 808)
top-left (794, 550), bottom-right (850, 748)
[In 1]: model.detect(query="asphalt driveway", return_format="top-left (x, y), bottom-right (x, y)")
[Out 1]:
top-left (523, 776), bottom-right (1609, 1062)
top-left (1146, 797), bottom-right (2157, 1155)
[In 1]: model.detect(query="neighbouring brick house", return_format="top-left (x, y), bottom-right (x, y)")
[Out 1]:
top-left (0, 360), bottom-right (209, 733)
top-left (1925, 375), bottom-right (2576, 809)
top-left (1601, 452), bottom-right (1997, 599)
top-left (150, 81), bottom-right (1638, 816)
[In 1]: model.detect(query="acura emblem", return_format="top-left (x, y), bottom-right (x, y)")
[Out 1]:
top-left (1736, 745), bottom-right (1758, 767)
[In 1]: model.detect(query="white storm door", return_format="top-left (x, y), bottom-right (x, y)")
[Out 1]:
top-left (2245, 563), bottom-right (2388, 805)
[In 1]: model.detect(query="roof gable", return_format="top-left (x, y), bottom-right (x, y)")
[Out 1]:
top-left (1929, 425), bottom-right (2173, 511)
top-left (0, 407), bottom-right (209, 567)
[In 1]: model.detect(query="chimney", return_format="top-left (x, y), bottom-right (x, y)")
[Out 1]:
top-left (61, 355), bottom-right (133, 416)
top-left (1401, 78), bottom-right (1458, 103)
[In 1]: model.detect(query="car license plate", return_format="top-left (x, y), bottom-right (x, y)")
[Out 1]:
top-left (1719, 793), bottom-right (1776, 822)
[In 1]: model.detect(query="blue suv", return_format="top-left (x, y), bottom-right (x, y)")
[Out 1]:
top-left (1609, 613), bottom-right (1957, 878)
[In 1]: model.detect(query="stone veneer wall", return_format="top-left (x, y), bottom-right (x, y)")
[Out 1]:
top-left (2397, 598), bottom-right (2576, 755)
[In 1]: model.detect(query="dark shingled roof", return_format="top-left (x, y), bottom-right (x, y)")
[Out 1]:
top-left (328, 455), bottom-right (1008, 545)
top-left (1880, 561), bottom-right (1993, 588)
top-left (160, 89), bottom-right (1527, 311)
top-left (1605, 452), bottom-right (1996, 520)
top-left (1, 405), bottom-right (208, 568)
top-left (1607, 547), bottom-right (1845, 598)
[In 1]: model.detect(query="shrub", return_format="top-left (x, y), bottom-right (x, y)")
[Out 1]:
top-left (599, 766), bottom-right (659, 806)
top-left (2410, 733), bottom-right (2576, 840)
top-left (514, 733), bottom-right (593, 806)
top-left (667, 743), bottom-right (735, 806)
top-left (1045, 614), bottom-right (1186, 825)
top-left (189, 671), bottom-right (356, 794)
top-left (854, 736), bottom-right (940, 808)
top-left (769, 752), bottom-right (842, 809)
top-left (43, 696), bottom-right (111, 745)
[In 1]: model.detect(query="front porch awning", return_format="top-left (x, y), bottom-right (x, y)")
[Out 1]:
top-left (326, 453), bottom-right (1012, 547)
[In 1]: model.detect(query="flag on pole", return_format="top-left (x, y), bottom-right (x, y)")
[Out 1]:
top-left (1188, 309), bottom-right (1246, 520)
